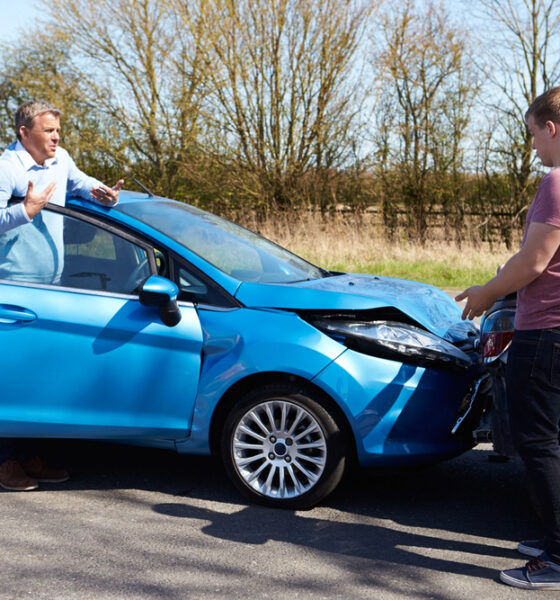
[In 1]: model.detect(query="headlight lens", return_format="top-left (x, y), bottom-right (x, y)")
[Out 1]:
top-left (313, 319), bottom-right (472, 370)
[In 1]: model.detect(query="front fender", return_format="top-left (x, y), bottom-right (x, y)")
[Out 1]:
top-left (181, 307), bottom-right (345, 453)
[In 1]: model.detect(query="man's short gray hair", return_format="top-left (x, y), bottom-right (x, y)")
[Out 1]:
top-left (15, 100), bottom-right (62, 140)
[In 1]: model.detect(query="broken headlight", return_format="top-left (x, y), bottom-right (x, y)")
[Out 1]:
top-left (313, 319), bottom-right (472, 370)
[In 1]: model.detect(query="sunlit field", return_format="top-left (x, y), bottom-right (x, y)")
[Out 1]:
top-left (247, 211), bottom-right (519, 291)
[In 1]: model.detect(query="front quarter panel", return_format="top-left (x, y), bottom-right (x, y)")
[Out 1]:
top-left (181, 306), bottom-right (346, 453)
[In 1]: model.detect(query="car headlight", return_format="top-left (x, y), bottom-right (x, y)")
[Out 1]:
top-left (313, 319), bottom-right (472, 370)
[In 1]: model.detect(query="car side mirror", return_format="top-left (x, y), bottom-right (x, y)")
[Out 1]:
top-left (139, 275), bottom-right (181, 327)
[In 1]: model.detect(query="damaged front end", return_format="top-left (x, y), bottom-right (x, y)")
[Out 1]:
top-left (298, 306), bottom-right (493, 447)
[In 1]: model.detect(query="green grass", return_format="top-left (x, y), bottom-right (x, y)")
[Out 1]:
top-left (320, 259), bottom-right (497, 290)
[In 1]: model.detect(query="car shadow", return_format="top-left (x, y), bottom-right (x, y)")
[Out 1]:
top-left (33, 438), bottom-right (535, 583)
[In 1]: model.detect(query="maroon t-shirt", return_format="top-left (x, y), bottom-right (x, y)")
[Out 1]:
top-left (516, 167), bottom-right (560, 330)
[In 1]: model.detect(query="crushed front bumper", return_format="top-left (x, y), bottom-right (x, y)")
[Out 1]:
top-left (451, 373), bottom-right (493, 439)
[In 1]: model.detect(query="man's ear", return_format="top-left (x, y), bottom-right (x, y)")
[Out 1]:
top-left (546, 120), bottom-right (559, 137)
top-left (18, 125), bottom-right (28, 140)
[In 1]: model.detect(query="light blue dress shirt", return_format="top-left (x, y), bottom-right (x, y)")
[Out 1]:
top-left (0, 141), bottom-right (103, 283)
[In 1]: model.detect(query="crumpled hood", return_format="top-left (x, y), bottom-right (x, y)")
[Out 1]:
top-left (235, 273), bottom-right (476, 340)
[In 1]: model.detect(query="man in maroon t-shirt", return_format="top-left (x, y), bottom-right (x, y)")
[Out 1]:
top-left (457, 87), bottom-right (560, 590)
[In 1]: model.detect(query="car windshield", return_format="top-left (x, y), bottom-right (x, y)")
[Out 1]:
top-left (117, 200), bottom-right (327, 283)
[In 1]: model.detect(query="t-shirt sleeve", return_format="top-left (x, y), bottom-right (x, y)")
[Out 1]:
top-left (531, 169), bottom-right (560, 229)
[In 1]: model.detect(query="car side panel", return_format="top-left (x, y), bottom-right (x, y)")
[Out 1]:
top-left (181, 306), bottom-right (477, 464)
top-left (0, 282), bottom-right (203, 437)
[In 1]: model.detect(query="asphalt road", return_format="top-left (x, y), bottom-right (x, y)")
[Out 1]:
top-left (2, 440), bottom-right (538, 600)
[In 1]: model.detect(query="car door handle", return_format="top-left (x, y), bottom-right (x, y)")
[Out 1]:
top-left (0, 304), bottom-right (37, 324)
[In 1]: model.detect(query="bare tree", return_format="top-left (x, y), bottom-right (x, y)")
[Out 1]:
top-left (476, 0), bottom-right (560, 242)
top-left (174, 0), bottom-right (374, 211)
top-left (45, 0), bottom-right (209, 196)
top-left (373, 0), bottom-right (478, 240)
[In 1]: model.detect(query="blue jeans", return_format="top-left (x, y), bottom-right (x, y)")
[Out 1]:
top-left (506, 328), bottom-right (560, 564)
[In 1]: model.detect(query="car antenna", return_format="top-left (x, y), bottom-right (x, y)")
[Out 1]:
top-left (121, 164), bottom-right (154, 197)
top-left (105, 154), bottom-right (154, 197)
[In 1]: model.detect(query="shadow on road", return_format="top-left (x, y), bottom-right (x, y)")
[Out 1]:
top-left (33, 437), bottom-right (537, 584)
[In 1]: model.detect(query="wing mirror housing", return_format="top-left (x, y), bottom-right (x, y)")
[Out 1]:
top-left (139, 275), bottom-right (181, 327)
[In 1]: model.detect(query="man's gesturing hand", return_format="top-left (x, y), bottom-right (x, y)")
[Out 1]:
top-left (23, 180), bottom-right (57, 219)
top-left (455, 285), bottom-right (496, 321)
top-left (90, 179), bottom-right (124, 206)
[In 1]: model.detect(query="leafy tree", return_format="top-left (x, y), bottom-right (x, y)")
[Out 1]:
top-left (0, 33), bottom-right (119, 182)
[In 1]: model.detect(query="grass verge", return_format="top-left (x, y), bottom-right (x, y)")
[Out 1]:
top-left (250, 212), bottom-right (518, 290)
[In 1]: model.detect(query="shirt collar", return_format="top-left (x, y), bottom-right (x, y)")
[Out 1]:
top-left (15, 140), bottom-right (58, 170)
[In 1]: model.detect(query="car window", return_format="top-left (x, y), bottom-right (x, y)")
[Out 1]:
top-left (0, 210), bottom-right (150, 294)
top-left (174, 259), bottom-right (233, 306)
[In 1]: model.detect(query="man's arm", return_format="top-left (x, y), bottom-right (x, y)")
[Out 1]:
top-left (23, 181), bottom-right (57, 219)
top-left (0, 181), bottom-right (57, 234)
top-left (65, 151), bottom-right (122, 206)
top-left (456, 221), bottom-right (560, 320)
top-left (90, 179), bottom-right (124, 206)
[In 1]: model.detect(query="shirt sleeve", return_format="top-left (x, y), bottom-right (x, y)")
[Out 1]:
top-left (531, 169), bottom-right (560, 229)
top-left (65, 151), bottom-right (104, 203)
top-left (0, 162), bottom-right (31, 234)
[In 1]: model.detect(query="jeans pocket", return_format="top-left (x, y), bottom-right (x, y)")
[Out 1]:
top-left (551, 342), bottom-right (560, 389)
top-left (510, 333), bottom-right (540, 365)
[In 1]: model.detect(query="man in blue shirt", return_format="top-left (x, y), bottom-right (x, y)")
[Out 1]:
top-left (0, 99), bottom-right (123, 491)
top-left (0, 100), bottom-right (122, 283)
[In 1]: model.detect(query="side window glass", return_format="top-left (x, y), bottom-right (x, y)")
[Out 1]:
top-left (174, 259), bottom-right (232, 307)
top-left (0, 211), bottom-right (151, 294)
top-left (154, 248), bottom-right (168, 277)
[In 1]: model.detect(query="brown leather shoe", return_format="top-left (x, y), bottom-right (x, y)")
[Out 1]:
top-left (0, 459), bottom-right (39, 491)
top-left (22, 456), bottom-right (69, 483)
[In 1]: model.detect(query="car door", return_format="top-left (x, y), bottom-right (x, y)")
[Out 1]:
top-left (0, 206), bottom-right (203, 439)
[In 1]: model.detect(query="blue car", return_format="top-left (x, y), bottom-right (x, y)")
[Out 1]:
top-left (0, 192), bottom-right (490, 508)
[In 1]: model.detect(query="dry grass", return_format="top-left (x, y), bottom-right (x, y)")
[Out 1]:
top-left (242, 210), bottom-right (519, 289)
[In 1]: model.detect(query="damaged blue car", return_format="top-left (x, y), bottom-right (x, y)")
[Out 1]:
top-left (0, 192), bottom-right (490, 508)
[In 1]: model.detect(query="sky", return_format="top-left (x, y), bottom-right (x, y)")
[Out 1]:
top-left (0, 0), bottom-right (40, 41)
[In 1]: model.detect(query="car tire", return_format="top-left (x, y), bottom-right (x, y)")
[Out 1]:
top-left (221, 384), bottom-right (347, 509)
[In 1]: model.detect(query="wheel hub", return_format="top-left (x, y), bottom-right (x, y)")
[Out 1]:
top-left (273, 442), bottom-right (287, 456)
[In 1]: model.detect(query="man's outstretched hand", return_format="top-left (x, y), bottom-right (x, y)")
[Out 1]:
top-left (23, 180), bottom-right (57, 219)
top-left (455, 285), bottom-right (496, 321)
top-left (91, 179), bottom-right (124, 206)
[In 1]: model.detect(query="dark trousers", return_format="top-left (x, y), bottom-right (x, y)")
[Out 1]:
top-left (506, 328), bottom-right (560, 564)
top-left (0, 439), bottom-right (40, 465)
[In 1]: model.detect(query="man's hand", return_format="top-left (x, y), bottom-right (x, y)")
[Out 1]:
top-left (455, 285), bottom-right (496, 321)
top-left (23, 180), bottom-right (56, 219)
top-left (91, 179), bottom-right (124, 206)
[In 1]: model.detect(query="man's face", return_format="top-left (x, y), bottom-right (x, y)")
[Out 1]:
top-left (19, 112), bottom-right (61, 166)
top-left (527, 114), bottom-right (555, 168)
